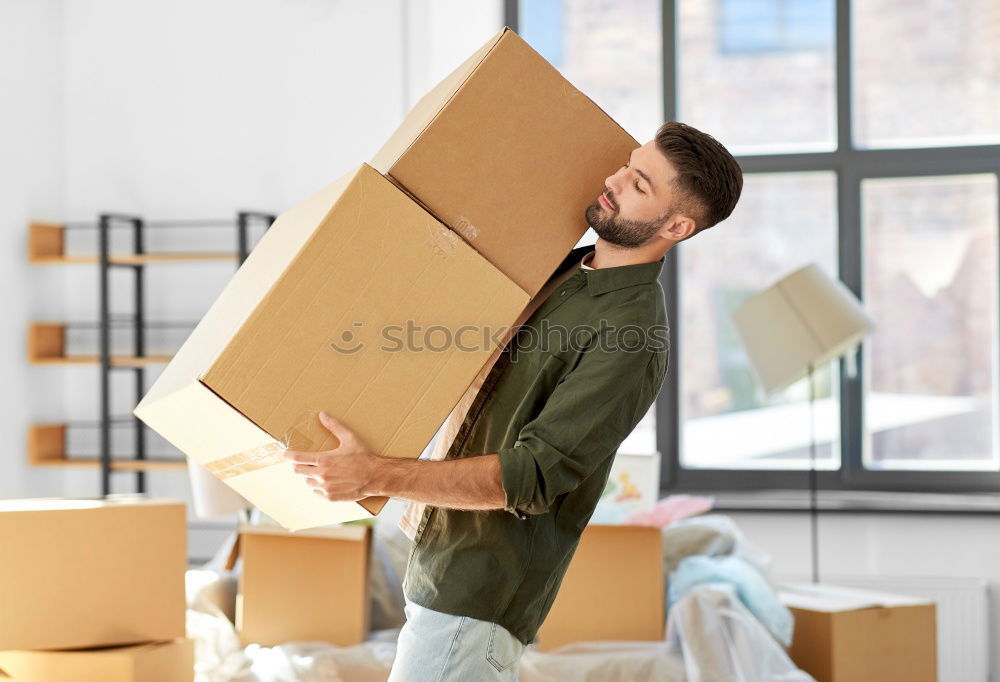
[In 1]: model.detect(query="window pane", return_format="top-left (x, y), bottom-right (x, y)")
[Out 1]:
top-left (519, 0), bottom-right (662, 141)
top-left (678, 0), bottom-right (836, 154)
top-left (618, 405), bottom-right (657, 455)
top-left (854, 1), bottom-right (1000, 149)
top-left (862, 175), bottom-right (999, 470)
top-left (680, 172), bottom-right (840, 470)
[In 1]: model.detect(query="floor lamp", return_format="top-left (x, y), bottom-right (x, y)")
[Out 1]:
top-left (732, 263), bottom-right (875, 584)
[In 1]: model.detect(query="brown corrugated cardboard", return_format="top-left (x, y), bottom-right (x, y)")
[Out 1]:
top-left (0, 639), bottom-right (194, 682)
top-left (134, 164), bottom-right (529, 530)
top-left (236, 523), bottom-right (371, 647)
top-left (0, 498), bottom-right (186, 651)
top-left (779, 583), bottom-right (938, 682)
top-left (536, 524), bottom-right (664, 651)
top-left (372, 27), bottom-right (639, 296)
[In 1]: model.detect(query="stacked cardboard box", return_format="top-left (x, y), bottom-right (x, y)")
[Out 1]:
top-left (0, 497), bottom-right (193, 682)
top-left (0, 641), bottom-right (194, 682)
top-left (134, 27), bottom-right (637, 531)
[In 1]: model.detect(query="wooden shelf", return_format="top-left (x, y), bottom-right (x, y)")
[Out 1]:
top-left (28, 222), bottom-right (237, 264)
top-left (32, 354), bottom-right (174, 367)
top-left (28, 322), bottom-right (173, 365)
top-left (27, 423), bottom-right (187, 471)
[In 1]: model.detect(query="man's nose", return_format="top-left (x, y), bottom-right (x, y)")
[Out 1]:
top-left (605, 168), bottom-right (624, 192)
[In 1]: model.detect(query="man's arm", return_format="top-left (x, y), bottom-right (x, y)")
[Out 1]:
top-left (285, 411), bottom-right (507, 510)
top-left (367, 453), bottom-right (506, 511)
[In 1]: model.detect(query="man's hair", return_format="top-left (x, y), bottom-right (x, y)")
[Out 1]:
top-left (654, 121), bottom-right (743, 239)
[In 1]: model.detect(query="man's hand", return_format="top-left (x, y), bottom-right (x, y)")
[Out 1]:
top-left (284, 411), bottom-right (508, 512)
top-left (284, 411), bottom-right (380, 502)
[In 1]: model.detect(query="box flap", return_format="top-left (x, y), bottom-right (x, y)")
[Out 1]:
top-left (778, 583), bottom-right (934, 612)
top-left (239, 522), bottom-right (370, 542)
top-left (136, 380), bottom-right (377, 530)
top-left (0, 497), bottom-right (184, 512)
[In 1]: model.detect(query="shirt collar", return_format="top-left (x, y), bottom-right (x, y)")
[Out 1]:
top-left (564, 245), bottom-right (665, 296)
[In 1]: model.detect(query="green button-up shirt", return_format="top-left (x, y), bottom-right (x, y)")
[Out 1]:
top-left (402, 244), bottom-right (670, 646)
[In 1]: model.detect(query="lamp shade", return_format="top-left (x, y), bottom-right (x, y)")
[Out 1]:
top-left (731, 263), bottom-right (875, 395)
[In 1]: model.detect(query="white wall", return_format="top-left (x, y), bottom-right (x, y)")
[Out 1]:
top-left (1, 0), bottom-right (67, 501)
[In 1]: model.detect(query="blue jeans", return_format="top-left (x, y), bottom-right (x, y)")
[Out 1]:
top-left (388, 596), bottom-right (526, 681)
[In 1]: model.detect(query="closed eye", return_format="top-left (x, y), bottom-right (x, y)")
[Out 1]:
top-left (624, 160), bottom-right (646, 194)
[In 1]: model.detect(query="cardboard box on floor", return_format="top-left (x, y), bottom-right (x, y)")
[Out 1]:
top-left (0, 639), bottom-right (194, 682)
top-left (0, 498), bottom-right (186, 651)
top-left (536, 524), bottom-right (664, 651)
top-left (236, 523), bottom-right (371, 647)
top-left (778, 583), bottom-right (938, 682)
top-left (134, 164), bottom-right (529, 531)
top-left (372, 27), bottom-right (638, 297)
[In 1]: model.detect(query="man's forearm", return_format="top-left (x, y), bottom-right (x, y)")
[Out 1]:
top-left (366, 453), bottom-right (506, 511)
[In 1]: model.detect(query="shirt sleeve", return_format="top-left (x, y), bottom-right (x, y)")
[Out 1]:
top-left (497, 330), bottom-right (667, 519)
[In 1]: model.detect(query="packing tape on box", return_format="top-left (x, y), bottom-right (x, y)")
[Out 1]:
top-left (205, 442), bottom-right (287, 480)
top-left (426, 219), bottom-right (462, 258)
top-left (453, 216), bottom-right (479, 242)
top-left (206, 410), bottom-right (337, 480)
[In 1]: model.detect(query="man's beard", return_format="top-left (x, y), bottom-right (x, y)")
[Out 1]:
top-left (584, 197), bottom-right (669, 248)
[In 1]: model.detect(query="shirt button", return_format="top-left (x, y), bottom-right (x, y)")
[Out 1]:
top-left (560, 291), bottom-right (566, 297)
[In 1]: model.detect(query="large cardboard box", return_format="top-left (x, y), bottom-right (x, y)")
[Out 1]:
top-left (135, 164), bottom-right (529, 530)
top-left (0, 498), bottom-right (186, 651)
top-left (372, 27), bottom-right (638, 297)
top-left (0, 639), bottom-right (194, 682)
top-left (236, 524), bottom-right (371, 647)
top-left (778, 583), bottom-right (938, 682)
top-left (536, 524), bottom-right (664, 651)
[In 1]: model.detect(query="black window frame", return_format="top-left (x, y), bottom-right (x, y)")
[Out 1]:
top-left (507, 0), bottom-right (1000, 495)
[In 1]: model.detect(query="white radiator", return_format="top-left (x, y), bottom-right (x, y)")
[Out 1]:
top-left (780, 574), bottom-right (991, 682)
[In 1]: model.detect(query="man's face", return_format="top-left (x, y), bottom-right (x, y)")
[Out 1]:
top-left (585, 140), bottom-right (686, 248)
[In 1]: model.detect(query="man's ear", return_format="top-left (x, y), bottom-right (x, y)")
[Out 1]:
top-left (658, 214), bottom-right (697, 242)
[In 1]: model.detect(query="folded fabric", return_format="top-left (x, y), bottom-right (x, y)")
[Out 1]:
top-left (666, 583), bottom-right (815, 682)
top-left (662, 522), bottom-right (736, 578)
top-left (664, 513), bottom-right (776, 580)
top-left (623, 494), bottom-right (715, 527)
top-left (668, 554), bottom-right (794, 647)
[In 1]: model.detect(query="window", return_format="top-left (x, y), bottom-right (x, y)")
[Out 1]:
top-left (719, 0), bottom-right (834, 54)
top-left (509, 0), bottom-right (1000, 493)
top-left (679, 0), bottom-right (836, 154)
top-left (862, 174), bottom-right (998, 471)
top-left (680, 172), bottom-right (841, 470)
top-left (853, 0), bottom-right (1000, 149)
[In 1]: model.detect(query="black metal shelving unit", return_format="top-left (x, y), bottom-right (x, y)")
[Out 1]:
top-left (55, 211), bottom-right (275, 495)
